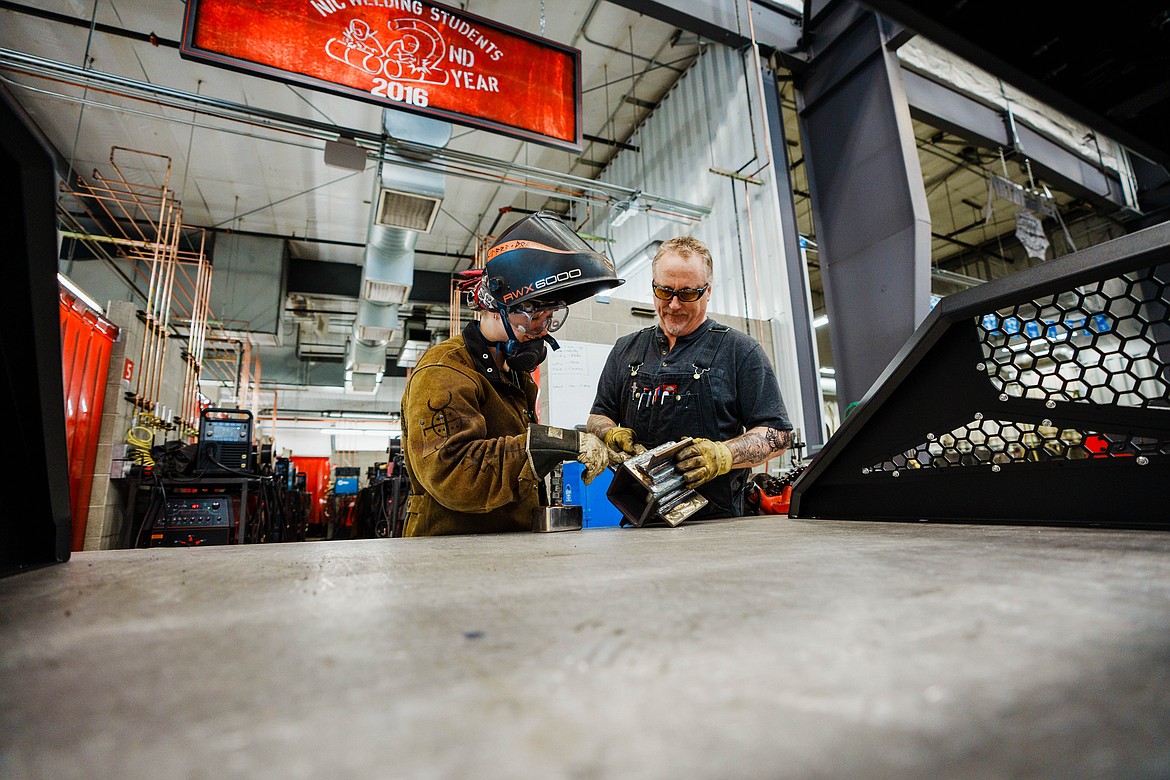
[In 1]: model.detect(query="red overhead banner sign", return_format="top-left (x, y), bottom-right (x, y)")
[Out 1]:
top-left (181, 0), bottom-right (582, 151)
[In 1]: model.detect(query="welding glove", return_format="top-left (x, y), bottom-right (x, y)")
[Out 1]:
top-left (674, 438), bottom-right (733, 489)
top-left (603, 426), bottom-right (647, 465)
top-left (526, 424), bottom-right (609, 485)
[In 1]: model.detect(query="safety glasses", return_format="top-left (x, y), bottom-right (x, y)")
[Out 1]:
top-left (652, 283), bottom-right (709, 303)
top-left (510, 300), bottom-right (569, 335)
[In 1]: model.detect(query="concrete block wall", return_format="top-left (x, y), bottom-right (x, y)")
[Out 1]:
top-left (82, 300), bottom-right (200, 551)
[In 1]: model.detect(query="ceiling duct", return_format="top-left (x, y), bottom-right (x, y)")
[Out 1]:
top-left (347, 369), bottom-right (380, 394)
top-left (347, 111), bottom-right (451, 393)
top-left (396, 312), bottom-right (434, 369)
top-left (353, 296), bottom-right (399, 343)
top-left (349, 339), bottom-right (390, 375)
top-left (359, 224), bottom-right (419, 309)
top-left (374, 188), bottom-right (442, 233)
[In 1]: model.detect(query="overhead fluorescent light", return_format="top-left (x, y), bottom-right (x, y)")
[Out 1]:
top-left (610, 202), bottom-right (636, 227)
top-left (321, 411), bottom-right (398, 421)
top-left (57, 273), bottom-right (105, 314)
top-left (813, 315), bottom-right (829, 328)
top-left (319, 428), bottom-right (391, 436)
top-left (609, 191), bottom-right (645, 227)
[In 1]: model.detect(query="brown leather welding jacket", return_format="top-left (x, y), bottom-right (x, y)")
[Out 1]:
top-left (400, 321), bottom-right (543, 536)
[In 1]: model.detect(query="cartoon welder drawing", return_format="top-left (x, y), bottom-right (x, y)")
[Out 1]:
top-left (383, 18), bottom-right (448, 85)
top-left (325, 19), bottom-right (387, 75)
top-left (325, 16), bottom-right (450, 86)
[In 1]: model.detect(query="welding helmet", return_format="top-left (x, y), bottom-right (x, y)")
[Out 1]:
top-left (471, 210), bottom-right (624, 313)
top-left (456, 211), bottom-right (622, 369)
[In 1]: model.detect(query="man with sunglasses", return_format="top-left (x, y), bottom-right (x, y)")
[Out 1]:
top-left (588, 235), bottom-right (793, 520)
top-left (400, 211), bottom-right (624, 536)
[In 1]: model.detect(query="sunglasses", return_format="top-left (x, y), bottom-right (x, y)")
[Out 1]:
top-left (652, 283), bottom-right (709, 303)
top-left (509, 300), bottom-right (569, 334)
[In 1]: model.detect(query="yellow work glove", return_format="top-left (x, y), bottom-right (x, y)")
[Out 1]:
top-left (604, 426), bottom-right (639, 455)
top-left (603, 426), bottom-right (647, 465)
top-left (674, 438), bottom-right (733, 488)
top-left (576, 431), bottom-right (609, 485)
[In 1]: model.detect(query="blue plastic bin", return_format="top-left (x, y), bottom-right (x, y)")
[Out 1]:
top-left (561, 462), bottom-right (623, 528)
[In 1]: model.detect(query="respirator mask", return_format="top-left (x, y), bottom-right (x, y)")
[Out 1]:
top-left (498, 337), bottom-right (548, 373)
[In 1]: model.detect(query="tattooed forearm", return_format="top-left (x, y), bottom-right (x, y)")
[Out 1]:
top-left (770, 428), bottom-right (794, 452)
top-left (726, 427), bottom-right (792, 468)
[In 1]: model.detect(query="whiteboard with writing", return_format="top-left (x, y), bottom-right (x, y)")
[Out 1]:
top-left (546, 340), bottom-right (613, 429)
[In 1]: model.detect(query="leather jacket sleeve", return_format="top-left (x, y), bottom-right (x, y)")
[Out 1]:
top-left (402, 361), bottom-right (539, 515)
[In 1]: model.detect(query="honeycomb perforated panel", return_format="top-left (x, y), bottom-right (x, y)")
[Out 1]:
top-left (789, 222), bottom-right (1170, 528)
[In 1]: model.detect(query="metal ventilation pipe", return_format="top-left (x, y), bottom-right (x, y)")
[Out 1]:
top-left (347, 110), bottom-right (451, 392)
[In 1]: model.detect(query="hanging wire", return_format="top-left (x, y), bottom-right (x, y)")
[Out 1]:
top-left (943, 173), bottom-right (959, 240)
top-left (66, 0), bottom-right (103, 181)
top-left (629, 25), bottom-right (642, 189)
top-left (1045, 182), bottom-right (1079, 253)
top-left (997, 146), bottom-right (1011, 180)
top-left (180, 80), bottom-right (202, 204)
top-left (604, 63), bottom-right (613, 157)
top-left (940, 173), bottom-right (958, 279)
top-left (742, 178), bottom-right (768, 345)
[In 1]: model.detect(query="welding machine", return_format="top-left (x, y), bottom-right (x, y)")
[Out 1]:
top-left (334, 466), bottom-right (360, 495)
top-left (149, 495), bottom-right (234, 547)
top-left (197, 408), bottom-right (254, 474)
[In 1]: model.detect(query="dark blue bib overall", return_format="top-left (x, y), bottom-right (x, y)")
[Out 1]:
top-left (618, 325), bottom-right (741, 518)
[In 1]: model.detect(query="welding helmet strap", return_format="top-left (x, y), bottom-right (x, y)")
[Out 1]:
top-left (497, 302), bottom-right (523, 356)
